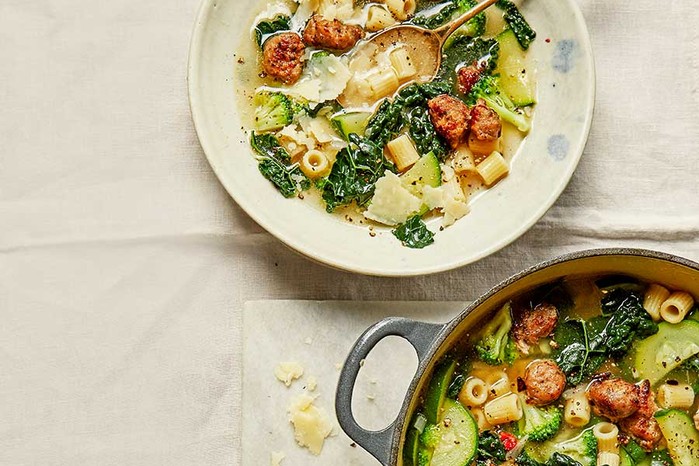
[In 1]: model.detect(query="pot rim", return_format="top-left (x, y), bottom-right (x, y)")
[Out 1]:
top-left (386, 247), bottom-right (699, 463)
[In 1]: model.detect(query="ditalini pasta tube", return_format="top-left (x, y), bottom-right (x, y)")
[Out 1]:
top-left (366, 68), bottom-right (400, 101)
top-left (299, 150), bottom-right (331, 179)
top-left (593, 422), bottom-right (619, 453)
top-left (564, 392), bottom-right (591, 427)
top-left (389, 46), bottom-right (417, 81)
top-left (386, 134), bottom-right (420, 172)
top-left (383, 0), bottom-right (416, 20)
top-left (597, 452), bottom-right (620, 466)
top-left (643, 283), bottom-right (670, 321)
top-left (660, 291), bottom-right (695, 323)
top-left (470, 408), bottom-right (491, 432)
top-left (657, 383), bottom-right (695, 409)
top-left (476, 151), bottom-right (509, 186)
top-left (483, 393), bottom-right (522, 425)
top-left (365, 6), bottom-right (396, 32)
top-left (458, 377), bottom-right (488, 408)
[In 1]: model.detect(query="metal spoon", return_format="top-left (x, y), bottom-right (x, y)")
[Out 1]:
top-left (364, 0), bottom-right (499, 82)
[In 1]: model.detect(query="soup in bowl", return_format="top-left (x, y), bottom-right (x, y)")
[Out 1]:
top-left (336, 249), bottom-right (699, 466)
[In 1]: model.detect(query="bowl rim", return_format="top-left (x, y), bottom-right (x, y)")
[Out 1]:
top-left (187, 0), bottom-right (597, 277)
top-left (385, 247), bottom-right (699, 462)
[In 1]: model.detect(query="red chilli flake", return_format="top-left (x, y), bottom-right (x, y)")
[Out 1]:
top-left (500, 431), bottom-right (518, 451)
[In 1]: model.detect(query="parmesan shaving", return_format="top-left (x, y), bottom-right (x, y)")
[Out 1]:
top-left (270, 451), bottom-right (286, 466)
top-left (274, 362), bottom-right (305, 387)
top-left (288, 394), bottom-right (333, 455)
top-left (364, 171), bottom-right (423, 226)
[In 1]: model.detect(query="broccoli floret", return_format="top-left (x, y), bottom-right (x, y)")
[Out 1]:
top-left (517, 398), bottom-right (563, 442)
top-left (419, 423), bottom-right (441, 450)
top-left (468, 75), bottom-right (531, 133)
top-left (552, 429), bottom-right (597, 466)
top-left (474, 302), bottom-right (514, 365)
top-left (253, 91), bottom-right (293, 132)
top-left (517, 451), bottom-right (584, 466)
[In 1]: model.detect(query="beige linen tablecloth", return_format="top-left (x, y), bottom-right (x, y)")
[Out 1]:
top-left (2, 0), bottom-right (699, 464)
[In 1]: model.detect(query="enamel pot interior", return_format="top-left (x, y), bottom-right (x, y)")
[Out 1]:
top-left (387, 249), bottom-right (699, 465)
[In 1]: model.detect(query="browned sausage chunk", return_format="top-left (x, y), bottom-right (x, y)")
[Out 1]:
top-left (457, 65), bottom-right (482, 95)
top-left (523, 360), bottom-right (566, 406)
top-left (262, 33), bottom-right (306, 84)
top-left (302, 15), bottom-right (364, 51)
top-left (587, 377), bottom-right (639, 421)
top-left (427, 94), bottom-right (471, 149)
top-left (512, 303), bottom-right (559, 354)
top-left (619, 380), bottom-right (662, 451)
top-left (470, 99), bottom-right (502, 141)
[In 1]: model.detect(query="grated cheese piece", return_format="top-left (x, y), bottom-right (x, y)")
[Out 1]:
top-left (364, 171), bottom-right (423, 226)
top-left (274, 362), bottom-right (304, 387)
top-left (288, 394), bottom-right (333, 455)
top-left (270, 451), bottom-right (286, 466)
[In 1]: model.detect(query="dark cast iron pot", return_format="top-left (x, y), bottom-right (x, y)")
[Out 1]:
top-left (335, 248), bottom-right (699, 465)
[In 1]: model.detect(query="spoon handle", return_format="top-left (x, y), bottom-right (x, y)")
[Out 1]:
top-left (435, 0), bottom-right (500, 41)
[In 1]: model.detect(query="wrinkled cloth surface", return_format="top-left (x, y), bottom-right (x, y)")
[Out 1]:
top-left (1, 0), bottom-right (699, 464)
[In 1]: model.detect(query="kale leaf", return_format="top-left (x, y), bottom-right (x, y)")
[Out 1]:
top-left (254, 15), bottom-right (291, 47)
top-left (516, 452), bottom-right (583, 466)
top-left (321, 134), bottom-right (394, 211)
top-left (413, 1), bottom-right (461, 29)
top-left (552, 320), bottom-right (592, 386)
top-left (364, 81), bottom-right (451, 153)
top-left (251, 132), bottom-right (310, 198)
top-left (476, 431), bottom-right (507, 466)
top-left (392, 216), bottom-right (435, 249)
top-left (496, 0), bottom-right (536, 50)
top-left (437, 36), bottom-right (500, 89)
top-left (589, 289), bottom-right (658, 357)
top-left (407, 106), bottom-right (448, 160)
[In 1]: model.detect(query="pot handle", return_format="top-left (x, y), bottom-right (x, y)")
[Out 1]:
top-left (335, 317), bottom-right (444, 466)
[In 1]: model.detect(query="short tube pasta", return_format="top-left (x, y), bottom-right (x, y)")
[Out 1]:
top-left (483, 393), bottom-right (522, 425)
top-left (643, 283), bottom-right (670, 321)
top-left (657, 383), bottom-right (695, 409)
top-left (366, 68), bottom-right (400, 101)
top-left (593, 422), bottom-right (619, 453)
top-left (386, 134), bottom-right (420, 171)
top-left (365, 6), bottom-right (396, 32)
top-left (383, 0), bottom-right (416, 21)
top-left (299, 150), bottom-right (331, 179)
top-left (389, 46), bottom-right (417, 81)
top-left (471, 408), bottom-right (491, 432)
top-left (476, 151), bottom-right (509, 186)
top-left (564, 393), bottom-right (591, 427)
top-left (488, 377), bottom-right (511, 399)
top-left (660, 291), bottom-right (695, 323)
top-left (597, 452), bottom-right (620, 466)
top-left (468, 133), bottom-right (501, 156)
top-left (458, 377), bottom-right (488, 408)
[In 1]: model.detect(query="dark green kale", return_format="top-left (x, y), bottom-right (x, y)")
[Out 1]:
top-left (447, 372), bottom-right (467, 399)
top-left (364, 100), bottom-right (404, 148)
top-left (254, 15), bottom-right (291, 47)
top-left (476, 431), bottom-right (507, 466)
top-left (365, 81), bottom-right (451, 153)
top-left (407, 106), bottom-right (448, 160)
top-left (321, 134), bottom-right (394, 211)
top-left (437, 36), bottom-right (499, 88)
top-left (516, 452), bottom-right (583, 466)
top-left (589, 289), bottom-right (659, 357)
top-left (682, 354), bottom-right (699, 372)
top-left (251, 132), bottom-right (310, 198)
top-left (392, 216), bottom-right (435, 249)
top-left (496, 0), bottom-right (536, 50)
top-left (414, 0), bottom-right (486, 36)
top-left (552, 320), bottom-right (594, 386)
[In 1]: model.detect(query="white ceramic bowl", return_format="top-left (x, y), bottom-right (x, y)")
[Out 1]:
top-left (188, 0), bottom-right (595, 277)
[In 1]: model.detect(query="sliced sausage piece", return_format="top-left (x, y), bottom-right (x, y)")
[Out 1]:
top-left (523, 360), bottom-right (566, 406)
top-left (262, 33), bottom-right (306, 84)
top-left (470, 99), bottom-right (502, 141)
top-left (512, 303), bottom-right (559, 354)
top-left (587, 377), bottom-right (639, 421)
top-left (427, 94), bottom-right (471, 149)
top-left (457, 64), bottom-right (482, 95)
top-left (302, 15), bottom-right (364, 51)
top-left (619, 380), bottom-right (662, 451)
